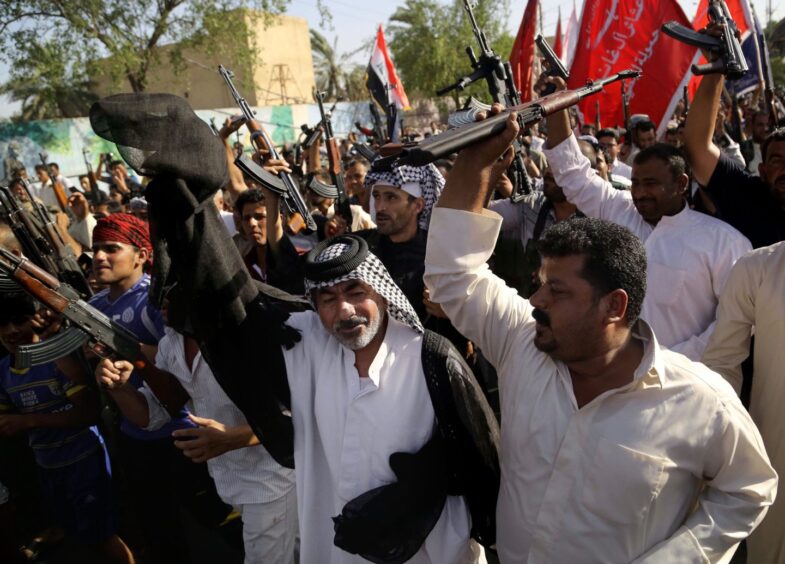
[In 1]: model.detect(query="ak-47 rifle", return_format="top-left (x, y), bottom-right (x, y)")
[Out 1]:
top-left (662, 0), bottom-right (749, 80)
top-left (315, 92), bottom-right (352, 230)
top-left (39, 152), bottom-right (69, 213)
top-left (0, 246), bottom-right (139, 369)
top-left (370, 102), bottom-right (386, 144)
top-left (373, 71), bottom-right (640, 171)
top-left (299, 98), bottom-right (341, 175)
top-left (0, 184), bottom-right (59, 275)
top-left (437, 0), bottom-right (535, 201)
top-left (81, 148), bottom-right (106, 206)
top-left (218, 65), bottom-right (317, 232)
top-left (16, 180), bottom-right (92, 298)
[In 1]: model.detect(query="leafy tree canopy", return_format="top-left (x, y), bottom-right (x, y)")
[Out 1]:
top-left (0, 0), bottom-right (289, 118)
top-left (388, 0), bottom-right (513, 105)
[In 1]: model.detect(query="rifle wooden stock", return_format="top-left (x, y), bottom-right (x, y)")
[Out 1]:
top-left (326, 138), bottom-right (341, 176)
top-left (306, 135), bottom-right (322, 174)
top-left (51, 179), bottom-right (69, 212)
top-left (5, 260), bottom-right (69, 313)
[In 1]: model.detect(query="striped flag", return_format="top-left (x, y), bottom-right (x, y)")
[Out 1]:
top-left (365, 25), bottom-right (410, 113)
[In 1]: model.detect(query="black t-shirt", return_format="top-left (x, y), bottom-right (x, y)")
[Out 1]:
top-left (704, 154), bottom-right (785, 248)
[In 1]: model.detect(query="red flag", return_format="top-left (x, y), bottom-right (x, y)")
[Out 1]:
top-left (554, 8), bottom-right (564, 60)
top-left (510, 0), bottom-right (539, 103)
top-left (567, 0), bottom-right (699, 136)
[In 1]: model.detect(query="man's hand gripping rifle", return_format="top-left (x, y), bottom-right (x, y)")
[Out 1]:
top-left (374, 71), bottom-right (640, 172)
top-left (313, 91), bottom-right (353, 230)
top-left (0, 246), bottom-right (142, 370)
top-left (218, 65), bottom-right (317, 231)
top-left (437, 0), bottom-right (533, 201)
top-left (662, 0), bottom-right (748, 79)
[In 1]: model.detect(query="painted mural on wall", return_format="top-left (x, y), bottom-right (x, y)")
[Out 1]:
top-left (0, 101), bottom-right (372, 181)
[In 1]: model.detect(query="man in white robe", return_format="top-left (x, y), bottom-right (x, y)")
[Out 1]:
top-left (703, 242), bottom-right (785, 563)
top-left (265, 235), bottom-right (498, 564)
top-left (424, 109), bottom-right (777, 563)
top-left (541, 80), bottom-right (751, 360)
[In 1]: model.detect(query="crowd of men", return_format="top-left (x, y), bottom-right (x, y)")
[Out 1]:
top-left (1, 34), bottom-right (785, 564)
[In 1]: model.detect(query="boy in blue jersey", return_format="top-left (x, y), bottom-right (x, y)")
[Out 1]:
top-left (0, 292), bottom-right (133, 563)
top-left (89, 213), bottom-right (229, 563)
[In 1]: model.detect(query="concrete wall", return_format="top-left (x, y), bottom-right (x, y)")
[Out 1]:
top-left (89, 13), bottom-right (315, 109)
top-left (249, 13), bottom-right (316, 105)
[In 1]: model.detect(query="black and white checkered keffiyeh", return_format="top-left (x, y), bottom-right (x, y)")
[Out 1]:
top-left (364, 163), bottom-right (445, 231)
top-left (304, 236), bottom-right (424, 334)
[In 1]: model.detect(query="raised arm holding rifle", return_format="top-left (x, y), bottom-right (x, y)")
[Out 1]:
top-left (682, 19), bottom-right (785, 248)
top-left (218, 64), bottom-right (316, 234)
top-left (314, 91), bottom-right (353, 234)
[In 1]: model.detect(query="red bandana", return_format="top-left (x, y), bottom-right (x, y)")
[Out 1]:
top-left (92, 213), bottom-right (152, 252)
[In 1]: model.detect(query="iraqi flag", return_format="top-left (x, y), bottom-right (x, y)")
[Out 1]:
top-left (366, 25), bottom-right (410, 113)
top-left (568, 0), bottom-right (698, 137)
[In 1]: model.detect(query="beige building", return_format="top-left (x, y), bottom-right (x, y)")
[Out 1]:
top-left (90, 12), bottom-right (316, 109)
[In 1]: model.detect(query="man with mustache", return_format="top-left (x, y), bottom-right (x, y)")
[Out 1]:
top-left (684, 72), bottom-right (785, 248)
top-left (538, 78), bottom-right (751, 361)
top-left (424, 108), bottom-right (776, 563)
top-left (249, 231), bottom-right (500, 563)
top-left (355, 164), bottom-right (444, 323)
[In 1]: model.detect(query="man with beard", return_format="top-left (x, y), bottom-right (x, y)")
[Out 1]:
top-left (685, 71), bottom-right (785, 247)
top-left (424, 108), bottom-right (777, 562)
top-left (489, 167), bottom-right (582, 297)
top-left (540, 78), bottom-right (751, 361)
top-left (250, 235), bottom-right (499, 563)
top-left (337, 163), bottom-right (444, 324)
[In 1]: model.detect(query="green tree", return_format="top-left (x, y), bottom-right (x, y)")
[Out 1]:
top-left (0, 0), bottom-right (289, 118)
top-left (311, 29), bottom-right (343, 100)
top-left (387, 0), bottom-right (513, 105)
top-left (0, 41), bottom-right (97, 120)
top-left (343, 65), bottom-right (369, 102)
top-left (310, 29), bottom-right (372, 102)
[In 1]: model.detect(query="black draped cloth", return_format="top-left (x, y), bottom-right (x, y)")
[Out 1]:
top-left (90, 94), bottom-right (501, 557)
top-left (90, 93), bottom-right (302, 467)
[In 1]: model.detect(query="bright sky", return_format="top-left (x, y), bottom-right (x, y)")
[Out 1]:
top-left (0, 0), bottom-right (782, 118)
